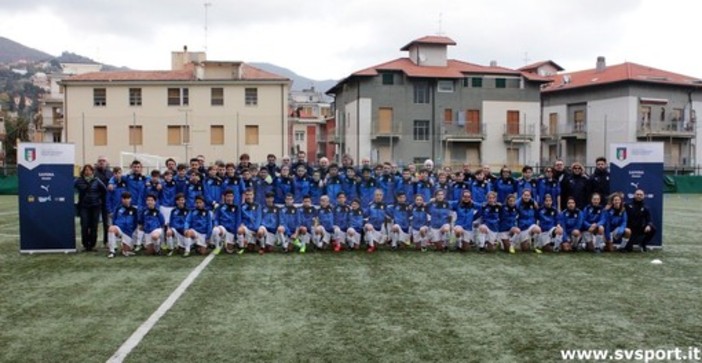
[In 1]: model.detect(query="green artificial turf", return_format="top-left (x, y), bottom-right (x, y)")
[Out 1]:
top-left (0, 195), bottom-right (700, 363)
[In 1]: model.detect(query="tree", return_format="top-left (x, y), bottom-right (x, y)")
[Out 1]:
top-left (3, 116), bottom-right (30, 165)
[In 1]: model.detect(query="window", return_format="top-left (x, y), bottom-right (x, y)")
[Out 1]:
top-left (94, 126), bottom-right (107, 146)
top-left (167, 125), bottom-right (190, 145)
top-left (295, 130), bottom-right (305, 141)
top-left (413, 120), bottom-right (430, 141)
top-left (211, 125), bottom-right (224, 145)
top-left (245, 88), bottom-right (258, 106)
top-left (413, 82), bottom-right (429, 104)
top-left (574, 110), bottom-right (585, 132)
top-left (381, 73), bottom-right (394, 85)
top-left (129, 88), bottom-right (142, 106)
top-left (211, 88), bottom-right (224, 106)
top-left (437, 80), bottom-right (454, 93)
top-left (129, 125), bottom-right (142, 145)
top-left (672, 108), bottom-right (683, 121)
top-left (245, 125), bottom-right (259, 144)
top-left (495, 78), bottom-right (506, 88)
top-left (93, 88), bottom-right (106, 106)
top-left (168, 88), bottom-right (189, 106)
top-left (471, 77), bottom-right (483, 88)
top-left (444, 108), bottom-right (453, 124)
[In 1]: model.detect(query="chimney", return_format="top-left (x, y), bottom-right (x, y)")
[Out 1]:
top-left (596, 56), bottom-right (606, 73)
top-left (489, 60), bottom-right (497, 67)
top-left (183, 45), bottom-right (189, 65)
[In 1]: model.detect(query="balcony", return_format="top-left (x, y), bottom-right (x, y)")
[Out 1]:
top-left (560, 121), bottom-right (587, 139)
top-left (371, 121), bottom-right (402, 140)
top-left (540, 124), bottom-right (558, 141)
top-left (503, 123), bottom-right (535, 143)
top-left (637, 120), bottom-right (695, 139)
top-left (316, 133), bottom-right (327, 143)
top-left (442, 122), bottom-right (486, 142)
top-left (43, 119), bottom-right (64, 130)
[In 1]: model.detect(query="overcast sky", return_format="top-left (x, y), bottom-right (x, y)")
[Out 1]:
top-left (2, 0), bottom-right (700, 81)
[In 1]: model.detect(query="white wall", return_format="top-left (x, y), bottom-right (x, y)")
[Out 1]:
top-left (343, 98), bottom-right (372, 163)
top-left (586, 96), bottom-right (636, 162)
top-left (483, 100), bottom-right (541, 167)
top-left (694, 100), bottom-right (702, 167)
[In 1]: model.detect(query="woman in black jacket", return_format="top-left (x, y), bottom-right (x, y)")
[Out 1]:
top-left (75, 164), bottom-right (107, 252)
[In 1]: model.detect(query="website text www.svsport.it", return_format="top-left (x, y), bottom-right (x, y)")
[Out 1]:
top-left (561, 347), bottom-right (701, 362)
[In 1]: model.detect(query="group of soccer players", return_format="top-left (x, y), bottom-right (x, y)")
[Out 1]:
top-left (90, 152), bottom-right (655, 259)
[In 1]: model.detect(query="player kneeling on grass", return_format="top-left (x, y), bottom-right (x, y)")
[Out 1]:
top-left (346, 199), bottom-right (364, 250)
top-left (535, 194), bottom-right (562, 252)
top-left (478, 192), bottom-right (501, 252)
top-left (294, 196), bottom-right (316, 253)
top-left (138, 194), bottom-right (166, 255)
top-left (184, 195), bottom-right (214, 255)
top-left (313, 195), bottom-right (335, 251)
top-left (388, 191), bottom-right (412, 250)
top-left (451, 190), bottom-right (481, 252)
top-left (278, 194), bottom-right (300, 253)
top-left (212, 190), bottom-right (241, 255)
top-left (410, 194), bottom-right (430, 252)
top-left (558, 197), bottom-right (584, 252)
top-left (428, 189), bottom-right (452, 252)
top-left (107, 191), bottom-right (139, 258)
top-left (238, 189), bottom-right (263, 254)
top-left (581, 193), bottom-right (606, 252)
top-left (516, 189), bottom-right (541, 253)
top-left (499, 194), bottom-right (521, 254)
top-left (364, 189), bottom-right (389, 253)
top-left (604, 193), bottom-right (630, 252)
top-left (258, 192), bottom-right (281, 253)
top-left (167, 194), bottom-right (192, 256)
top-left (331, 192), bottom-right (350, 252)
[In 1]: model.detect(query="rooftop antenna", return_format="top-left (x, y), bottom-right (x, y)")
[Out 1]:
top-left (204, 2), bottom-right (212, 52)
top-left (523, 52), bottom-right (530, 66)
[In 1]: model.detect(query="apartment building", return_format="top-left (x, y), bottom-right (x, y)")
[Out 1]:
top-left (62, 48), bottom-right (290, 165)
top-left (288, 87), bottom-right (334, 159)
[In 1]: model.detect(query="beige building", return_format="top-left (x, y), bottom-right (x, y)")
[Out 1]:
top-left (62, 49), bottom-right (290, 166)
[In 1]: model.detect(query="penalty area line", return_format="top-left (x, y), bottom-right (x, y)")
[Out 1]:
top-left (106, 253), bottom-right (215, 363)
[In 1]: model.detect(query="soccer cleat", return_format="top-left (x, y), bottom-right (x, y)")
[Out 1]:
top-left (292, 238), bottom-right (302, 248)
top-left (367, 245), bottom-right (376, 253)
top-left (534, 248), bottom-right (543, 254)
top-left (333, 243), bottom-right (342, 252)
top-left (391, 245), bottom-right (398, 251)
top-left (420, 247), bottom-right (427, 252)
top-left (403, 239), bottom-right (411, 246)
top-left (167, 249), bottom-right (175, 257)
top-left (107, 252), bottom-right (115, 259)
top-left (300, 244), bottom-right (306, 254)
top-left (134, 245), bottom-right (143, 252)
top-left (122, 250), bottom-right (135, 257)
top-left (212, 247), bottom-right (221, 255)
top-left (183, 251), bottom-right (191, 257)
top-left (160, 243), bottom-right (168, 251)
top-left (509, 246), bottom-right (516, 254)
top-left (258, 248), bottom-right (265, 255)
top-left (237, 248), bottom-right (246, 255)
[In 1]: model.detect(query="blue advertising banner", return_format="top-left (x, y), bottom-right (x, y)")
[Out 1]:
top-left (609, 142), bottom-right (664, 248)
top-left (18, 143), bottom-right (76, 253)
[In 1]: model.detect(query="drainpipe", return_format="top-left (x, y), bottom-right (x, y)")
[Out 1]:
top-left (356, 80), bottom-right (361, 163)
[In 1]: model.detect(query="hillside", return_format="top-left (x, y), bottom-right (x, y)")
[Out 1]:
top-left (250, 62), bottom-right (337, 95)
top-left (0, 37), bottom-right (53, 63)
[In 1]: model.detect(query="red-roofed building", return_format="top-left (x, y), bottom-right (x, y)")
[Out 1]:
top-left (327, 35), bottom-right (549, 169)
top-left (538, 56), bottom-right (702, 170)
top-left (61, 47), bottom-right (291, 166)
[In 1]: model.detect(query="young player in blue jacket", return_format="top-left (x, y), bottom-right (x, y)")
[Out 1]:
top-left (184, 195), bottom-right (214, 256)
top-left (388, 191), bottom-right (412, 250)
top-left (428, 189), bottom-right (452, 251)
top-left (107, 167), bottom-right (128, 217)
top-left (346, 198), bottom-right (365, 250)
top-left (603, 193), bottom-right (630, 252)
top-left (517, 166), bottom-right (539, 203)
top-left (410, 194), bottom-right (431, 252)
top-left (294, 195), bottom-right (317, 253)
top-left (494, 167), bottom-right (517, 207)
top-left (471, 171), bottom-right (492, 206)
top-left (159, 170), bottom-right (178, 225)
top-left (107, 191), bottom-right (139, 258)
top-left (293, 166), bottom-right (311, 204)
top-left (359, 168), bottom-right (378, 212)
top-left (396, 168), bottom-right (415, 203)
top-left (499, 194), bottom-right (521, 254)
top-left (125, 160), bottom-right (148, 208)
top-left (515, 189), bottom-right (542, 253)
top-left (274, 165), bottom-right (294, 205)
top-left (223, 163), bottom-right (244, 206)
top-left (331, 192), bottom-right (350, 252)
top-left (478, 191), bottom-right (501, 252)
top-left (535, 194), bottom-right (562, 252)
top-left (313, 195), bottom-right (335, 250)
top-left (166, 194), bottom-right (191, 256)
top-left (277, 194), bottom-right (301, 253)
top-left (451, 190), bottom-right (482, 251)
top-left (258, 192), bottom-right (280, 253)
top-left (325, 164), bottom-right (344, 204)
top-left (342, 167), bottom-right (360, 202)
top-left (253, 168), bottom-right (275, 206)
top-left (364, 189), bottom-right (388, 253)
top-left (237, 189), bottom-right (263, 254)
top-left (137, 194), bottom-right (166, 255)
top-left (558, 197), bottom-right (584, 252)
top-left (538, 167), bottom-right (561, 210)
top-left (212, 189), bottom-right (241, 255)
top-left (581, 193), bottom-right (606, 252)
top-left (377, 163), bottom-right (399, 205)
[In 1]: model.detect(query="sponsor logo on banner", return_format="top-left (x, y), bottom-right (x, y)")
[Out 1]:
top-left (616, 147), bottom-right (627, 161)
top-left (24, 148), bottom-right (36, 162)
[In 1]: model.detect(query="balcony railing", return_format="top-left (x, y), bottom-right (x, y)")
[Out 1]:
top-left (371, 121), bottom-right (402, 139)
top-left (42, 119), bottom-right (64, 129)
top-left (637, 120), bottom-right (695, 139)
top-left (442, 122), bottom-right (486, 142)
top-left (503, 123), bottom-right (535, 143)
top-left (560, 121), bottom-right (587, 139)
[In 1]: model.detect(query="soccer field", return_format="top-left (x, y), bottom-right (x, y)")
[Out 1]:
top-left (1, 195), bottom-right (700, 363)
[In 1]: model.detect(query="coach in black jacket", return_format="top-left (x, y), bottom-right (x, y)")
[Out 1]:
top-left (624, 189), bottom-right (656, 252)
top-left (563, 162), bottom-right (589, 209)
top-left (588, 157), bottom-right (610, 200)
top-left (93, 156), bottom-right (112, 247)
top-left (75, 164), bottom-right (107, 252)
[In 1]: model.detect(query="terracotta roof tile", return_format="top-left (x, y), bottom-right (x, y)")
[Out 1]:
top-left (64, 63), bottom-right (289, 82)
top-left (401, 35), bottom-right (457, 50)
top-left (543, 62), bottom-right (702, 93)
top-left (518, 60), bottom-right (564, 72)
top-left (240, 63), bottom-right (289, 81)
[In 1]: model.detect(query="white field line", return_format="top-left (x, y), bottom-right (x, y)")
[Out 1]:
top-left (106, 253), bottom-right (216, 363)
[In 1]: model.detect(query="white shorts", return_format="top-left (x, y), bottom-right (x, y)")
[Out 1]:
top-left (313, 228), bottom-right (331, 246)
top-left (478, 226), bottom-right (498, 244)
top-left (390, 225), bottom-right (410, 243)
top-left (239, 226), bottom-right (256, 244)
top-left (171, 229), bottom-right (188, 248)
top-left (430, 225), bottom-right (450, 242)
top-left (411, 227), bottom-right (429, 244)
top-left (453, 225), bottom-right (474, 243)
top-left (212, 225), bottom-right (235, 244)
top-left (260, 231), bottom-right (277, 246)
top-left (160, 206), bottom-right (174, 225)
top-left (498, 231), bottom-right (514, 241)
top-left (537, 227), bottom-right (559, 247)
top-left (142, 228), bottom-right (164, 246)
top-left (517, 225), bottom-right (540, 243)
top-left (364, 224), bottom-right (388, 244)
top-left (346, 228), bottom-right (362, 246)
top-left (112, 226), bottom-right (134, 247)
top-left (332, 226), bottom-right (347, 242)
top-left (190, 230), bottom-right (209, 248)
